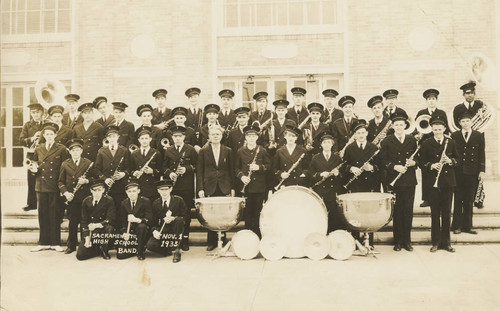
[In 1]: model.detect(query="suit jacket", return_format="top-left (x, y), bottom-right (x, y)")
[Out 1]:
top-left (451, 130), bottom-right (485, 175)
top-left (343, 142), bottom-right (380, 192)
top-left (367, 116), bottom-right (391, 144)
top-left (163, 144), bottom-right (197, 191)
top-left (32, 143), bottom-right (69, 192)
top-left (81, 195), bottom-right (116, 232)
top-left (95, 114), bottom-right (116, 129)
top-left (330, 117), bottom-right (358, 151)
top-left (186, 108), bottom-right (204, 133)
top-left (94, 145), bottom-right (129, 194)
top-left (152, 107), bottom-right (172, 125)
top-left (286, 107), bottom-right (309, 127)
top-left (308, 152), bottom-right (343, 201)
top-left (380, 135), bottom-right (418, 187)
top-left (114, 120), bottom-right (136, 148)
top-left (19, 120), bottom-right (44, 148)
top-left (273, 145), bottom-right (307, 187)
top-left (62, 112), bottom-right (83, 129)
top-left (235, 145), bottom-right (271, 193)
top-left (118, 196), bottom-right (152, 232)
top-left (321, 108), bottom-right (343, 125)
top-left (150, 195), bottom-right (190, 232)
top-left (383, 106), bottom-right (407, 119)
top-left (452, 100), bottom-right (483, 130)
top-left (129, 148), bottom-right (161, 198)
top-left (419, 137), bottom-right (459, 188)
top-left (218, 110), bottom-right (236, 128)
top-left (415, 108), bottom-right (450, 142)
top-left (58, 157), bottom-right (94, 202)
top-left (196, 143), bottom-right (234, 196)
top-left (73, 121), bottom-right (104, 162)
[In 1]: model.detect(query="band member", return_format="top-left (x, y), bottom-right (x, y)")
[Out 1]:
top-left (308, 131), bottom-right (343, 232)
top-left (321, 89), bottom-right (343, 124)
top-left (73, 102), bottom-right (104, 162)
top-left (147, 179), bottom-right (190, 263)
top-left (58, 138), bottom-right (93, 254)
top-left (227, 107), bottom-right (251, 160)
top-left (304, 102), bottom-right (327, 155)
top-left (47, 105), bottom-right (73, 147)
top-left (95, 125), bottom-right (129, 221)
top-left (199, 104), bottom-right (221, 147)
top-left (76, 178), bottom-right (116, 260)
top-left (380, 113), bottom-right (418, 252)
top-left (451, 112), bottom-right (485, 234)
top-left (163, 125), bottom-right (198, 251)
top-left (151, 89), bottom-right (172, 130)
top-left (286, 87), bottom-right (309, 126)
top-left (28, 122), bottom-right (69, 252)
top-left (273, 125), bottom-right (307, 188)
top-left (94, 96), bottom-right (115, 128)
top-left (112, 102), bottom-right (135, 148)
top-left (250, 92), bottom-right (274, 124)
top-left (135, 104), bottom-right (163, 150)
top-left (130, 127), bottom-right (161, 201)
top-left (382, 89), bottom-right (407, 119)
top-left (452, 82), bottom-right (484, 130)
top-left (185, 87), bottom-right (204, 137)
top-left (419, 115), bottom-right (459, 253)
top-left (160, 106), bottom-right (198, 150)
top-left (19, 103), bottom-right (44, 211)
top-left (218, 89), bottom-right (236, 129)
top-left (196, 125), bottom-right (234, 251)
top-left (367, 95), bottom-right (391, 144)
top-left (62, 94), bottom-right (83, 128)
top-left (417, 89), bottom-right (449, 207)
top-left (268, 100), bottom-right (296, 150)
top-left (235, 124), bottom-right (271, 237)
top-left (330, 96), bottom-right (358, 152)
top-left (117, 179), bottom-right (152, 260)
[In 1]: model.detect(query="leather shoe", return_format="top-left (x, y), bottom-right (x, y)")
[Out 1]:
top-left (453, 229), bottom-right (461, 234)
top-left (23, 206), bottom-right (37, 211)
top-left (419, 200), bottom-right (430, 207)
top-left (64, 247), bottom-right (75, 254)
top-left (444, 245), bottom-right (456, 253)
top-left (430, 245), bottom-right (439, 252)
top-left (206, 245), bottom-right (217, 251)
top-left (137, 253), bottom-right (145, 261)
top-left (403, 244), bottom-right (413, 252)
top-left (181, 239), bottom-right (190, 251)
top-left (393, 244), bottom-right (401, 251)
top-left (172, 251), bottom-right (181, 263)
top-left (463, 229), bottom-right (478, 235)
top-left (100, 248), bottom-right (111, 260)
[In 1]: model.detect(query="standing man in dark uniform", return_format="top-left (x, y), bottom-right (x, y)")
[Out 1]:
top-left (267, 100), bottom-right (296, 150)
top-left (130, 127), bottom-right (161, 201)
top-left (196, 125), bottom-right (234, 251)
top-left (112, 102), bottom-right (135, 148)
top-left (163, 125), bottom-right (198, 251)
top-left (380, 113), bottom-right (418, 252)
top-left (227, 107), bottom-right (251, 160)
top-left (250, 92), bottom-right (274, 125)
top-left (185, 87), bottom-right (204, 138)
top-left (218, 89), bottom-right (236, 130)
top-left (151, 89), bottom-right (172, 130)
top-left (235, 123), bottom-right (271, 237)
top-left (330, 96), bottom-right (358, 153)
top-left (28, 122), bottom-right (69, 252)
top-left (452, 82), bottom-right (484, 131)
top-left (321, 89), bottom-right (343, 124)
top-left (198, 104), bottom-right (221, 147)
top-left (273, 125), bottom-right (307, 189)
top-left (286, 87), bottom-right (309, 126)
top-left (367, 95), bottom-right (391, 145)
top-left (94, 96), bottom-right (115, 128)
top-left (161, 107), bottom-right (198, 151)
top-left (62, 94), bottom-right (83, 129)
top-left (382, 89), bottom-right (407, 119)
top-left (451, 112), bottom-right (485, 235)
top-left (304, 102), bottom-right (327, 156)
top-left (19, 103), bottom-right (44, 211)
top-left (135, 104), bottom-right (163, 150)
top-left (73, 102), bottom-right (104, 162)
top-left (48, 105), bottom-right (73, 147)
top-left (419, 115), bottom-right (459, 253)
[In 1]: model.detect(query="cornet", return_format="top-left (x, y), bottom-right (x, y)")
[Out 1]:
top-left (28, 131), bottom-right (41, 151)
top-left (102, 138), bottom-right (109, 147)
top-left (161, 138), bottom-right (170, 149)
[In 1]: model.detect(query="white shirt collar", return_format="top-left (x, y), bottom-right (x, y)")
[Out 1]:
top-left (141, 146), bottom-right (150, 154)
top-left (163, 196), bottom-right (171, 206)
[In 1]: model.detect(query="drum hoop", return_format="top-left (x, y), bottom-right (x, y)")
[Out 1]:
top-left (268, 185), bottom-right (328, 213)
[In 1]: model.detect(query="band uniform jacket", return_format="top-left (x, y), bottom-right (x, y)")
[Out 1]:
top-left (118, 196), bottom-right (152, 232)
top-left (115, 120), bottom-right (136, 148)
top-left (31, 143), bottom-right (69, 192)
top-left (452, 100), bottom-right (483, 130)
top-left (343, 141), bottom-right (380, 192)
top-left (227, 126), bottom-right (247, 159)
top-left (383, 106), bottom-right (407, 119)
top-left (152, 107), bottom-right (172, 126)
top-left (305, 122), bottom-right (328, 155)
top-left (196, 143), bottom-right (234, 196)
top-left (330, 117), bottom-right (358, 151)
top-left (58, 157), bottom-right (94, 202)
top-left (19, 120), bottom-right (44, 148)
top-left (415, 108), bottom-right (450, 142)
top-left (150, 195), bottom-right (190, 232)
top-left (96, 114), bottom-right (116, 129)
top-left (94, 145), bottom-right (130, 194)
top-left (235, 146), bottom-right (271, 193)
top-left (186, 108), bottom-right (204, 134)
top-left (308, 152), bottom-right (343, 202)
top-left (161, 126), bottom-right (197, 148)
top-left (266, 119), bottom-right (297, 150)
top-left (250, 110), bottom-right (274, 125)
top-left (135, 125), bottom-right (163, 150)
top-left (451, 129), bottom-right (485, 175)
top-left (380, 135), bottom-right (418, 187)
top-left (163, 144), bottom-right (197, 191)
top-left (81, 195), bottom-right (116, 233)
top-left (367, 116), bottom-right (391, 144)
top-left (62, 112), bottom-right (83, 129)
top-left (72, 121), bottom-right (104, 161)
top-left (273, 144), bottom-right (307, 187)
top-left (321, 108), bottom-right (344, 125)
top-left (419, 137), bottom-right (459, 188)
top-left (53, 124), bottom-right (74, 147)
top-left (286, 107), bottom-right (309, 127)
top-left (218, 109), bottom-right (236, 129)
top-left (129, 148), bottom-right (162, 198)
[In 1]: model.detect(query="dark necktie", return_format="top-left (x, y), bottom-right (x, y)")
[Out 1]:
top-left (132, 201), bottom-right (135, 210)
top-left (176, 146), bottom-right (180, 153)
top-left (464, 132), bottom-right (469, 140)
top-left (163, 200), bottom-right (168, 209)
top-left (94, 200), bottom-right (98, 207)
top-left (142, 149), bottom-right (146, 157)
top-left (437, 139), bottom-right (441, 145)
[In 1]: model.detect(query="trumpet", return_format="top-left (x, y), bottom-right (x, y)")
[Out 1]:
top-left (344, 150), bottom-right (380, 188)
top-left (102, 138), bottom-right (109, 147)
top-left (433, 139), bottom-right (449, 188)
top-left (128, 144), bottom-right (138, 153)
top-left (160, 138), bottom-right (170, 149)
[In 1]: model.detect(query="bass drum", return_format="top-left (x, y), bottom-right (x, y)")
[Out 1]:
top-left (260, 186), bottom-right (328, 258)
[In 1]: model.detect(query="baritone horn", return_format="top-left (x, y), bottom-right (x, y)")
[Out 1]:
top-left (404, 116), bottom-right (415, 135)
top-left (415, 114), bottom-right (432, 134)
top-left (34, 78), bottom-right (67, 110)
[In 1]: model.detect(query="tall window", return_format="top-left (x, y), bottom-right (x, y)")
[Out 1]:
top-left (1, 0), bottom-right (72, 35)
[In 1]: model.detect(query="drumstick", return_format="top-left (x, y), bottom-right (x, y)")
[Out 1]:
top-left (124, 220), bottom-right (131, 241)
top-left (157, 210), bottom-right (172, 239)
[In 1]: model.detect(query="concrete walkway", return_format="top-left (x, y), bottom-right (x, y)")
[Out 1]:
top-left (2, 245), bottom-right (500, 311)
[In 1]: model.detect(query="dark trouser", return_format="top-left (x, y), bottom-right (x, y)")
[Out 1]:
top-left (147, 217), bottom-right (184, 256)
top-left (429, 187), bottom-right (454, 247)
top-left (392, 186), bottom-right (416, 246)
top-left (76, 224), bottom-right (114, 260)
top-left (452, 172), bottom-right (478, 231)
top-left (109, 192), bottom-right (127, 226)
top-left (207, 185), bottom-right (227, 247)
top-left (172, 188), bottom-right (194, 242)
top-left (324, 197), bottom-right (344, 233)
top-left (421, 170), bottom-right (431, 202)
top-left (66, 200), bottom-right (82, 250)
top-left (36, 192), bottom-right (62, 246)
top-left (27, 170), bottom-right (37, 209)
top-left (380, 169), bottom-right (388, 193)
top-left (245, 192), bottom-right (266, 238)
top-left (116, 223), bottom-right (149, 259)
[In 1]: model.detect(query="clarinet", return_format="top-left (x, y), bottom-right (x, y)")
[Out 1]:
top-left (313, 161), bottom-right (345, 187)
top-left (433, 139), bottom-right (449, 188)
top-left (136, 151), bottom-right (158, 178)
top-left (241, 146), bottom-right (260, 193)
top-left (105, 156), bottom-right (124, 195)
top-left (65, 162), bottom-right (94, 205)
top-left (344, 149), bottom-right (380, 188)
top-left (172, 150), bottom-right (186, 185)
top-left (275, 153), bottom-right (305, 190)
top-left (389, 145), bottom-right (421, 187)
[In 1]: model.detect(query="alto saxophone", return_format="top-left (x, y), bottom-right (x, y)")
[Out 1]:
top-left (372, 120), bottom-right (392, 146)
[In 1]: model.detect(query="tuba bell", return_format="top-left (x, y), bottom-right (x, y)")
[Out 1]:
top-left (404, 116), bottom-right (416, 135)
top-left (34, 78), bottom-right (67, 110)
top-left (415, 114), bottom-right (432, 134)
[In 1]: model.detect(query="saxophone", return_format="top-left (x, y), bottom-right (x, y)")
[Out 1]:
top-left (372, 120), bottom-right (392, 147)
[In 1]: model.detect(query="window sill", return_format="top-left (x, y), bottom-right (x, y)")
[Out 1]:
top-left (1, 33), bottom-right (72, 44)
top-left (218, 24), bottom-right (343, 37)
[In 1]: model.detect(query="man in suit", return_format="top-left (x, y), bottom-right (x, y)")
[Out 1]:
top-left (273, 125), bottom-right (307, 189)
top-left (117, 179), bottom-right (152, 260)
top-left (452, 82), bottom-right (484, 131)
top-left (73, 102), bottom-right (104, 162)
top-left (112, 102), bottom-right (135, 148)
top-left (419, 115), bottom-right (459, 253)
top-left (451, 112), bottom-right (485, 235)
top-left (151, 89), bottom-right (172, 130)
top-left (76, 178), bottom-right (116, 260)
top-left (286, 87), bottom-right (309, 127)
top-left (330, 95), bottom-right (358, 153)
top-left (199, 104), bottom-right (221, 147)
top-left (62, 94), bottom-right (83, 129)
top-left (135, 104), bottom-right (163, 150)
top-left (147, 179), bottom-right (190, 263)
top-left (94, 96), bottom-right (115, 129)
top-left (185, 87), bottom-right (204, 137)
top-left (19, 103), bottom-right (44, 211)
top-left (218, 89), bottom-right (237, 130)
top-left (321, 89), bottom-right (343, 125)
top-left (235, 123), bottom-right (271, 238)
top-left (382, 89), bottom-right (407, 119)
top-left (250, 91), bottom-right (274, 125)
top-left (380, 113), bottom-right (418, 252)
top-left (58, 138), bottom-right (94, 254)
top-left (196, 125), bottom-right (234, 251)
top-left (28, 122), bottom-right (69, 252)
top-left (227, 107), bottom-right (251, 160)
top-left (163, 125), bottom-right (198, 251)
top-left (47, 105), bottom-right (73, 147)
top-left (304, 102), bottom-right (328, 156)
top-left (130, 127), bottom-right (161, 201)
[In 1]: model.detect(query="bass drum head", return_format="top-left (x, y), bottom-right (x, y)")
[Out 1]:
top-left (260, 235), bottom-right (287, 261)
top-left (231, 230), bottom-right (260, 260)
top-left (260, 186), bottom-right (328, 258)
top-left (328, 230), bottom-right (355, 261)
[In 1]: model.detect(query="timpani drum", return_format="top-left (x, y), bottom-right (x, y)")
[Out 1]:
top-left (195, 197), bottom-right (246, 232)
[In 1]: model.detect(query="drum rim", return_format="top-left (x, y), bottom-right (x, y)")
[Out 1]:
top-left (337, 192), bottom-right (394, 200)
top-left (266, 185), bottom-right (328, 212)
top-left (195, 196), bottom-right (246, 204)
